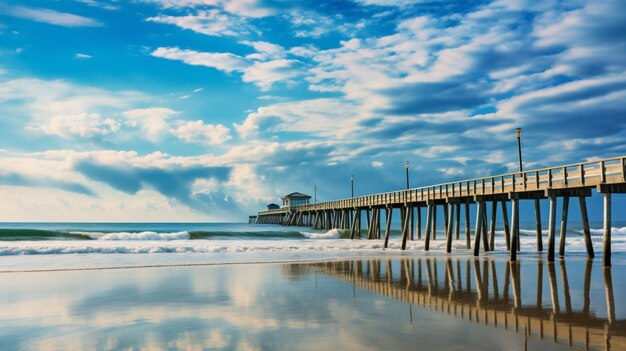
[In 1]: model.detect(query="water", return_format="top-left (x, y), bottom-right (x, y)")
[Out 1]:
top-left (0, 256), bottom-right (623, 350)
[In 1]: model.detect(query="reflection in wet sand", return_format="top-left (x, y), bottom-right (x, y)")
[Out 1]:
top-left (300, 257), bottom-right (624, 351)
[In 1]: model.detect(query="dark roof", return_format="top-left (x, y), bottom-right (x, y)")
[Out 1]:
top-left (267, 203), bottom-right (279, 208)
top-left (281, 192), bottom-right (311, 199)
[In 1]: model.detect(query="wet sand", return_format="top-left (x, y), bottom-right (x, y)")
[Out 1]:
top-left (0, 255), bottom-right (623, 350)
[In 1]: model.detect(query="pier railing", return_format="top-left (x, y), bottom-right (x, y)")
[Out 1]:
top-left (259, 156), bottom-right (626, 214)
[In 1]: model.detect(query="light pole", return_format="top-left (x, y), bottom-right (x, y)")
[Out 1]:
top-left (405, 160), bottom-right (410, 189)
top-left (351, 175), bottom-right (354, 198)
top-left (314, 184), bottom-right (317, 203)
top-left (515, 128), bottom-right (523, 172)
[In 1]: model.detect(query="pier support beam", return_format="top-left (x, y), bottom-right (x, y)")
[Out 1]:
top-left (446, 203), bottom-right (454, 253)
top-left (455, 203), bottom-right (461, 241)
top-left (510, 199), bottom-right (519, 262)
top-left (432, 205), bottom-right (437, 240)
top-left (547, 196), bottom-right (557, 262)
top-left (417, 206), bottom-right (422, 240)
top-left (425, 204), bottom-right (433, 251)
top-left (383, 207), bottom-right (392, 249)
top-left (535, 199), bottom-right (543, 252)
top-left (603, 192), bottom-right (611, 267)
top-left (559, 196), bottom-right (569, 257)
top-left (473, 199), bottom-right (484, 256)
top-left (464, 199), bottom-right (470, 249)
top-left (402, 206), bottom-right (410, 250)
top-left (501, 201), bottom-right (511, 251)
top-left (578, 197), bottom-right (594, 258)
top-left (489, 202), bottom-right (496, 251)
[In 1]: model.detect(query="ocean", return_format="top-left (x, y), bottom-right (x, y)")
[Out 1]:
top-left (0, 221), bottom-right (624, 271)
top-left (1, 222), bottom-right (625, 350)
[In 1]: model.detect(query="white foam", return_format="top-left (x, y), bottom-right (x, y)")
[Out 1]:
top-left (70, 231), bottom-right (190, 241)
top-left (589, 227), bottom-right (626, 235)
top-left (301, 229), bottom-right (344, 239)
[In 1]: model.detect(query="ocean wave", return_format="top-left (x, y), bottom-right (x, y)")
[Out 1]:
top-left (301, 229), bottom-right (347, 239)
top-left (589, 227), bottom-right (626, 235)
top-left (0, 229), bottom-right (91, 241)
top-left (78, 231), bottom-right (192, 241)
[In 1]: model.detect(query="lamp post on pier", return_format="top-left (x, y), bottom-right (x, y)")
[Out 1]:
top-left (515, 128), bottom-right (523, 172)
top-left (351, 175), bottom-right (354, 198)
top-left (314, 185), bottom-right (317, 203)
top-left (405, 160), bottom-right (410, 189)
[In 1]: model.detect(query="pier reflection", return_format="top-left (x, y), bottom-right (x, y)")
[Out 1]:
top-left (297, 257), bottom-right (624, 351)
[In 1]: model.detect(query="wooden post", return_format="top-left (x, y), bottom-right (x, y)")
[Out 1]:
top-left (425, 204), bottom-right (433, 251)
top-left (558, 196), bottom-right (569, 257)
top-left (417, 206), bottom-right (422, 240)
top-left (350, 210), bottom-right (358, 239)
top-left (489, 202), bottom-right (496, 251)
top-left (443, 203), bottom-right (449, 240)
top-left (376, 208), bottom-right (382, 239)
top-left (402, 206), bottom-right (410, 250)
top-left (510, 199), bottom-right (519, 261)
top-left (547, 196), bottom-right (557, 262)
top-left (603, 192), bottom-right (611, 267)
top-left (410, 206), bottom-right (415, 241)
top-left (356, 210), bottom-right (362, 238)
top-left (383, 207), bottom-right (392, 249)
top-left (365, 209), bottom-right (372, 240)
top-left (446, 203), bottom-right (454, 253)
top-left (501, 201), bottom-right (511, 251)
top-left (464, 199), bottom-right (470, 249)
top-left (481, 202), bottom-right (489, 252)
top-left (578, 197), bottom-right (594, 258)
top-left (534, 199), bottom-right (543, 252)
top-left (455, 203), bottom-right (461, 240)
top-left (432, 205), bottom-right (437, 240)
top-left (473, 199), bottom-right (484, 256)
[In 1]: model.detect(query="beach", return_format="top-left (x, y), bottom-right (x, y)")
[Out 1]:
top-left (0, 222), bottom-right (624, 350)
top-left (1, 254), bottom-right (623, 350)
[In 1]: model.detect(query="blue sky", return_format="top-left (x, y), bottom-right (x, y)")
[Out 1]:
top-left (0, 0), bottom-right (625, 222)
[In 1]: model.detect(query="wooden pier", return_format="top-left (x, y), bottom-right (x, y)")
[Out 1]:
top-left (256, 156), bottom-right (626, 266)
top-left (298, 257), bottom-right (623, 351)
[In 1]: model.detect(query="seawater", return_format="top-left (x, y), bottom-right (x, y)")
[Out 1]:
top-left (0, 221), bottom-right (625, 272)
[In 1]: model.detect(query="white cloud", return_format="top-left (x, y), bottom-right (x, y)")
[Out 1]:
top-left (234, 98), bottom-right (360, 138)
top-left (0, 78), bottom-right (140, 140)
top-left (142, 0), bottom-right (274, 18)
top-left (152, 47), bottom-right (300, 90)
top-left (27, 113), bottom-right (120, 139)
top-left (170, 120), bottom-right (231, 145)
top-left (241, 59), bottom-right (300, 91)
top-left (371, 161), bottom-right (383, 167)
top-left (241, 41), bottom-right (285, 60)
top-left (123, 108), bottom-right (180, 141)
top-left (74, 53), bottom-right (92, 59)
top-left (0, 3), bottom-right (102, 27)
top-left (152, 47), bottom-right (249, 72)
top-left (147, 10), bottom-right (253, 37)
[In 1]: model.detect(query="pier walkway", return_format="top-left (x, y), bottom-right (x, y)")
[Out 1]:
top-left (256, 156), bottom-right (626, 266)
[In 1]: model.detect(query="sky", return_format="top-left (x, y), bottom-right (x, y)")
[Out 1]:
top-left (0, 0), bottom-right (625, 222)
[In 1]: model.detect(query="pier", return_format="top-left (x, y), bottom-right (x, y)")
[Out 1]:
top-left (255, 156), bottom-right (626, 266)
top-left (297, 257), bottom-right (623, 351)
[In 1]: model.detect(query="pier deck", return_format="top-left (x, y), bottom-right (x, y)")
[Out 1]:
top-left (256, 156), bottom-right (626, 266)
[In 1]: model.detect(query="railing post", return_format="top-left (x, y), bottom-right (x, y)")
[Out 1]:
top-left (512, 174), bottom-right (516, 192)
top-left (580, 164), bottom-right (585, 185)
top-left (600, 161), bottom-right (606, 183)
top-left (563, 166), bottom-right (568, 187)
top-left (548, 169), bottom-right (553, 187)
